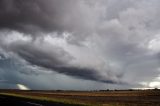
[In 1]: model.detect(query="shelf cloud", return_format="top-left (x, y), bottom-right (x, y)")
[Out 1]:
top-left (0, 0), bottom-right (160, 89)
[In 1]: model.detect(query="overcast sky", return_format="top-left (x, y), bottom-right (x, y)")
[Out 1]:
top-left (0, 0), bottom-right (160, 90)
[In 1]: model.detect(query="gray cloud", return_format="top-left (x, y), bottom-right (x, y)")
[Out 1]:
top-left (0, 0), bottom-right (160, 89)
top-left (0, 0), bottom-right (96, 38)
top-left (6, 41), bottom-right (121, 84)
top-left (0, 0), bottom-right (64, 33)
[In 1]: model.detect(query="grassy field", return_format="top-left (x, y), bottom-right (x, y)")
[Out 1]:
top-left (0, 89), bottom-right (160, 106)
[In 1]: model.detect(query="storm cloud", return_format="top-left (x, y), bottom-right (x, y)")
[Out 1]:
top-left (0, 0), bottom-right (160, 89)
top-left (0, 0), bottom-right (95, 37)
top-left (3, 39), bottom-right (121, 84)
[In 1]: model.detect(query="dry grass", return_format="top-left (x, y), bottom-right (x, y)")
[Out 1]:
top-left (0, 90), bottom-right (160, 106)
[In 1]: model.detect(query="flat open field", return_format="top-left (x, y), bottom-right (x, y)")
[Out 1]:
top-left (0, 89), bottom-right (160, 106)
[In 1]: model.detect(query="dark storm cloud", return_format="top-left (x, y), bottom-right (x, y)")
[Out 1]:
top-left (7, 41), bottom-right (120, 84)
top-left (1, 0), bottom-right (160, 89)
top-left (0, 0), bottom-right (62, 33)
top-left (0, 0), bottom-right (93, 36)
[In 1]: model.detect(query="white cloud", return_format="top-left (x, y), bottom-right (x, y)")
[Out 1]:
top-left (148, 34), bottom-right (160, 53)
top-left (17, 84), bottom-right (30, 90)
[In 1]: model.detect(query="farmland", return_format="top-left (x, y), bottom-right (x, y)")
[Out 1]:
top-left (0, 89), bottom-right (160, 106)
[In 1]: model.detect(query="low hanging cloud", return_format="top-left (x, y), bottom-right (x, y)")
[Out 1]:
top-left (1, 0), bottom-right (160, 89)
top-left (4, 40), bottom-right (121, 84)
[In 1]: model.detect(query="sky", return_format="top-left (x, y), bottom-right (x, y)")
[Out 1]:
top-left (0, 0), bottom-right (160, 90)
